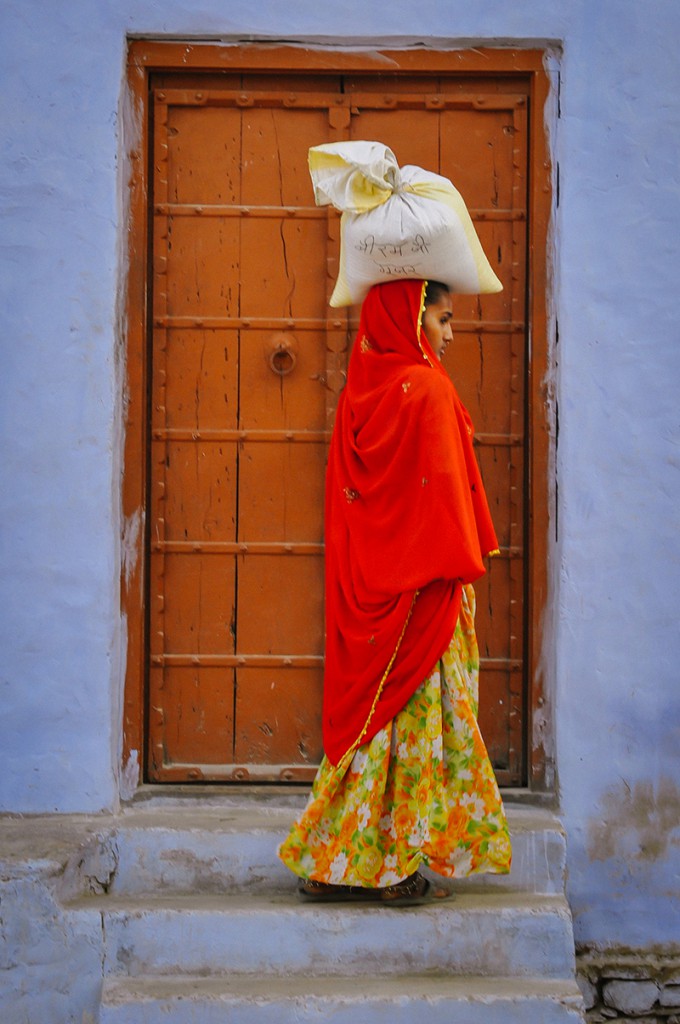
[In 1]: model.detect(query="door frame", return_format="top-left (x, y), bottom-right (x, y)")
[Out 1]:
top-left (120, 40), bottom-right (557, 793)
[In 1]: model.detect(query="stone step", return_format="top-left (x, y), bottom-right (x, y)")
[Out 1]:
top-left (100, 801), bottom-right (566, 898)
top-left (66, 890), bottom-right (577, 980)
top-left (100, 974), bottom-right (586, 1024)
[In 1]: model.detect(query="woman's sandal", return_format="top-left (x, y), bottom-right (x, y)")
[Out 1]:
top-left (380, 871), bottom-right (453, 906)
top-left (297, 871), bottom-right (452, 906)
top-left (297, 877), bottom-right (382, 902)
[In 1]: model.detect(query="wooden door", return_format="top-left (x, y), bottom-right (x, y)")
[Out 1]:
top-left (146, 70), bottom-right (529, 784)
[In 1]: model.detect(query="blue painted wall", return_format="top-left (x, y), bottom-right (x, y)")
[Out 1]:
top-left (1, 0), bottom-right (678, 950)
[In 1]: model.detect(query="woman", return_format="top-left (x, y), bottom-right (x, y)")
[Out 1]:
top-left (278, 278), bottom-right (511, 904)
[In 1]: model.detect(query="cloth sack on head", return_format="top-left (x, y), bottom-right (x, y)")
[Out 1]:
top-left (309, 140), bottom-right (503, 307)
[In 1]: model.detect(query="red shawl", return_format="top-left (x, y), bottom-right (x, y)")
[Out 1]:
top-left (323, 279), bottom-right (499, 766)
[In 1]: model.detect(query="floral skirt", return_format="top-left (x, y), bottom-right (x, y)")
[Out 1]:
top-left (278, 585), bottom-right (511, 887)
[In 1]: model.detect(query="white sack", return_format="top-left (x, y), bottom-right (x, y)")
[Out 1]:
top-left (309, 140), bottom-right (503, 307)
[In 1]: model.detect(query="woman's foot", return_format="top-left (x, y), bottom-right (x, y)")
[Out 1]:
top-left (380, 871), bottom-right (453, 906)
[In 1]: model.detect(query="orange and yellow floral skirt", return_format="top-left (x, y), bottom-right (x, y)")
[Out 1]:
top-left (278, 584), bottom-right (511, 887)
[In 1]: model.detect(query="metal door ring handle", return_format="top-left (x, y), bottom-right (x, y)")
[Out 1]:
top-left (266, 333), bottom-right (299, 376)
top-left (269, 345), bottom-right (297, 375)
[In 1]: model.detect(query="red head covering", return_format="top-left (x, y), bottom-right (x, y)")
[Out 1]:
top-left (323, 278), bottom-right (499, 766)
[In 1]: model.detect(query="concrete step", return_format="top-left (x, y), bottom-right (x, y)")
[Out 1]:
top-left (66, 890), bottom-right (576, 980)
top-left (102, 801), bottom-right (566, 897)
top-left (100, 974), bottom-right (586, 1024)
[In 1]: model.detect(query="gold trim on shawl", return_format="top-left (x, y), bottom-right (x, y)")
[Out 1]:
top-left (416, 280), bottom-right (436, 367)
top-left (337, 590), bottom-right (419, 772)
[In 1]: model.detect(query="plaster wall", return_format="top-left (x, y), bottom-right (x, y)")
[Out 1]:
top-left (0, 0), bottom-right (678, 952)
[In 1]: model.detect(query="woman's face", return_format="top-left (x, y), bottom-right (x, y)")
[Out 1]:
top-left (422, 294), bottom-right (454, 359)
